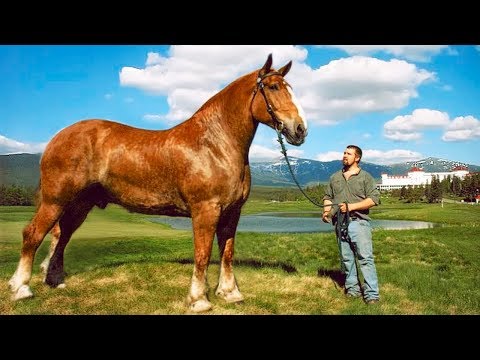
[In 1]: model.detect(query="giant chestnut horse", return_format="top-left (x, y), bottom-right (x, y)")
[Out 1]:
top-left (9, 54), bottom-right (307, 312)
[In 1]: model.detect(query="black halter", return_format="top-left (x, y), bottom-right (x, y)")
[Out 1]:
top-left (252, 71), bottom-right (286, 132)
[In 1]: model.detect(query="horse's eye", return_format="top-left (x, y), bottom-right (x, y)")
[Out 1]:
top-left (268, 84), bottom-right (279, 91)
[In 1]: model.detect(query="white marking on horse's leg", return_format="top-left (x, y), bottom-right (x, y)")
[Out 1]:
top-left (41, 223), bottom-right (60, 275)
top-left (9, 258), bottom-right (34, 300)
top-left (186, 266), bottom-right (212, 313)
top-left (40, 257), bottom-right (50, 275)
top-left (8, 270), bottom-right (18, 289)
top-left (287, 86), bottom-right (307, 130)
top-left (215, 263), bottom-right (244, 303)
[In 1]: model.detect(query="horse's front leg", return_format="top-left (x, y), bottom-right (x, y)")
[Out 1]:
top-left (187, 201), bottom-right (221, 313)
top-left (215, 207), bottom-right (244, 303)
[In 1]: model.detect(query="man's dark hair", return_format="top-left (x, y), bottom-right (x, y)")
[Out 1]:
top-left (347, 145), bottom-right (362, 163)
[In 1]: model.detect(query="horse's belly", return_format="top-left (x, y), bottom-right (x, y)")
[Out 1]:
top-left (107, 182), bottom-right (189, 216)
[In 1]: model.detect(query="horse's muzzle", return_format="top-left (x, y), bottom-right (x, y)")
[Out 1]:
top-left (282, 124), bottom-right (308, 146)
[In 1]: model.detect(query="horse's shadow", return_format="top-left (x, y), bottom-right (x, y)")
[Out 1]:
top-left (317, 268), bottom-right (345, 289)
top-left (174, 258), bottom-right (297, 274)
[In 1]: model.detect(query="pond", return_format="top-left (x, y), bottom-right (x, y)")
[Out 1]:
top-left (150, 212), bottom-right (443, 233)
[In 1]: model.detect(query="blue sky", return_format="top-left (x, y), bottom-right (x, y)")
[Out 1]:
top-left (1, 45), bottom-right (479, 166)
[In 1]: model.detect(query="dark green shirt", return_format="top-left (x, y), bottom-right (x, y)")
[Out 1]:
top-left (323, 168), bottom-right (380, 220)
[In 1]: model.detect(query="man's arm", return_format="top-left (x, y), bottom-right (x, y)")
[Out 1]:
top-left (322, 179), bottom-right (334, 223)
top-left (340, 198), bottom-right (376, 212)
top-left (322, 199), bottom-right (333, 223)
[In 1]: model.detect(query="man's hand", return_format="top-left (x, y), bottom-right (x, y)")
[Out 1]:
top-left (322, 211), bottom-right (331, 223)
top-left (339, 202), bottom-right (349, 213)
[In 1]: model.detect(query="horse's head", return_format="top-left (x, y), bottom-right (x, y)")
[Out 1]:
top-left (251, 54), bottom-right (307, 146)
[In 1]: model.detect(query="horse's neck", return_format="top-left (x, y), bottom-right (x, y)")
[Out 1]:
top-left (188, 76), bottom-right (258, 159)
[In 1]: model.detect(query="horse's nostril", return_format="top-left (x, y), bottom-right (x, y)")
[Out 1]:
top-left (296, 124), bottom-right (305, 136)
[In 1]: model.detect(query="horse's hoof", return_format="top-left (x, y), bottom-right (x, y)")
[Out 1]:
top-left (216, 288), bottom-right (245, 303)
top-left (11, 285), bottom-right (34, 301)
top-left (42, 275), bottom-right (65, 289)
top-left (189, 299), bottom-right (213, 313)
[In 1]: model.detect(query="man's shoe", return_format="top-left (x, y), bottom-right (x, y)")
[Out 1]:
top-left (345, 292), bottom-right (361, 298)
top-left (365, 299), bottom-right (379, 305)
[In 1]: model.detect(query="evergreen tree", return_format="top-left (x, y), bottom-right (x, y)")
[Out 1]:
top-left (425, 183), bottom-right (431, 201)
top-left (451, 175), bottom-right (462, 196)
top-left (428, 175), bottom-right (442, 203)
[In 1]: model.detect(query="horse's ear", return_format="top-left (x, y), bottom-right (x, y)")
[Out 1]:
top-left (278, 61), bottom-right (292, 77)
top-left (260, 53), bottom-right (273, 76)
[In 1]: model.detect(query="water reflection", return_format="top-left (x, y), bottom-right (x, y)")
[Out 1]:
top-left (150, 212), bottom-right (443, 233)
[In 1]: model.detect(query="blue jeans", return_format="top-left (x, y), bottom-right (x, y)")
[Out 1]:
top-left (337, 219), bottom-right (379, 301)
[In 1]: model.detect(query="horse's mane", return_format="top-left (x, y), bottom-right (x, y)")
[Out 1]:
top-left (187, 69), bottom-right (257, 123)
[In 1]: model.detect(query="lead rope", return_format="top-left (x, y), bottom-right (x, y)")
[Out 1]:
top-left (275, 127), bottom-right (338, 209)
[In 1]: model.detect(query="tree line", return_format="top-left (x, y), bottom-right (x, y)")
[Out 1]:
top-left (2, 173), bottom-right (478, 206)
top-left (387, 173), bottom-right (480, 203)
top-left (249, 184), bottom-right (326, 203)
top-left (0, 184), bottom-right (37, 206)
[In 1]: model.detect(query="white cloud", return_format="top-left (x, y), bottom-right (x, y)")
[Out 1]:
top-left (442, 115), bottom-right (480, 141)
top-left (0, 134), bottom-right (47, 154)
top-left (146, 52), bottom-right (164, 66)
top-left (362, 133), bottom-right (372, 139)
top-left (319, 45), bottom-right (450, 62)
top-left (383, 109), bottom-right (480, 143)
top-left (384, 109), bottom-right (450, 141)
top-left (362, 149), bottom-right (423, 165)
top-left (315, 151), bottom-right (343, 162)
top-left (164, 88), bottom-right (217, 123)
top-left (143, 114), bottom-right (163, 122)
top-left (315, 148), bottom-right (423, 165)
top-left (120, 45), bottom-right (307, 123)
top-left (120, 46), bottom-right (433, 126)
top-left (384, 131), bottom-right (422, 142)
top-left (249, 143), bottom-right (304, 161)
top-left (290, 56), bottom-right (435, 125)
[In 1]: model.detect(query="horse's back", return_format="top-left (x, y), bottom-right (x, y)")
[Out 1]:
top-left (39, 119), bottom-right (189, 212)
top-left (43, 118), bottom-right (158, 161)
top-left (39, 120), bottom-right (144, 199)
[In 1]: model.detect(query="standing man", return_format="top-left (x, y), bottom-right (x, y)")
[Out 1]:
top-left (322, 145), bottom-right (380, 304)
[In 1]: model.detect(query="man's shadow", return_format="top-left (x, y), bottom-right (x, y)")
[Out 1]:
top-left (317, 268), bottom-right (345, 289)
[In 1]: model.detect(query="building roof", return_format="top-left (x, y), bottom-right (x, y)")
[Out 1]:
top-left (408, 167), bottom-right (423, 172)
top-left (452, 166), bottom-right (468, 171)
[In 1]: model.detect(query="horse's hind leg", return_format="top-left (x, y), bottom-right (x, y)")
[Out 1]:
top-left (40, 222), bottom-right (60, 275)
top-left (9, 202), bottom-right (63, 300)
top-left (215, 207), bottom-right (244, 303)
top-left (44, 199), bottom-right (95, 288)
top-left (186, 202), bottom-right (221, 313)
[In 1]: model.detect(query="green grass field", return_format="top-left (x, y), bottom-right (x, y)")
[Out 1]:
top-left (1, 198), bottom-right (479, 314)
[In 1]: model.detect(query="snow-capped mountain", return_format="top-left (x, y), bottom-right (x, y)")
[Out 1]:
top-left (250, 156), bottom-right (480, 187)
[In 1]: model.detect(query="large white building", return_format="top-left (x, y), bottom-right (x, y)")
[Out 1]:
top-left (377, 166), bottom-right (469, 191)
